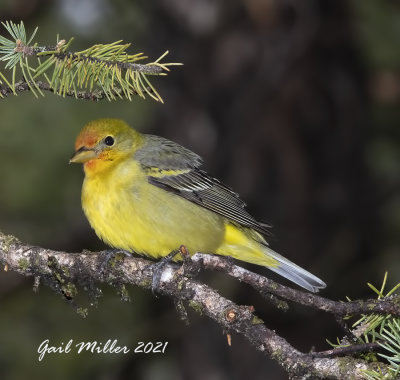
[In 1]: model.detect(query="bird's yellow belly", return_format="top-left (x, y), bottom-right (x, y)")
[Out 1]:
top-left (82, 174), bottom-right (225, 258)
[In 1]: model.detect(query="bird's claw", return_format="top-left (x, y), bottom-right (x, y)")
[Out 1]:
top-left (147, 245), bottom-right (190, 295)
top-left (100, 249), bottom-right (132, 274)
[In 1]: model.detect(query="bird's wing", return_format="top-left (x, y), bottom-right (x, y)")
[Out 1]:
top-left (134, 134), bottom-right (203, 170)
top-left (134, 135), bottom-right (270, 236)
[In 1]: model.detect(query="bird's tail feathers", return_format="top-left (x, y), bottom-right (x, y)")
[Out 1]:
top-left (262, 245), bottom-right (326, 293)
top-left (216, 224), bottom-right (326, 292)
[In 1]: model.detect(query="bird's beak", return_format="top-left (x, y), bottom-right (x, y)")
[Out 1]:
top-left (69, 146), bottom-right (97, 164)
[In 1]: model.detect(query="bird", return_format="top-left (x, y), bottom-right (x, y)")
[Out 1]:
top-left (70, 118), bottom-right (326, 292)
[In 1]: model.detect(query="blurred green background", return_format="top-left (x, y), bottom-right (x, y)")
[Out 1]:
top-left (0, 0), bottom-right (399, 379)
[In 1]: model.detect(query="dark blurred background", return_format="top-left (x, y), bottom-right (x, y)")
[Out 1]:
top-left (0, 0), bottom-right (399, 379)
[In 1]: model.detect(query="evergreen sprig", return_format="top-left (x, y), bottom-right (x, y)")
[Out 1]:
top-left (328, 273), bottom-right (400, 379)
top-left (0, 21), bottom-right (181, 101)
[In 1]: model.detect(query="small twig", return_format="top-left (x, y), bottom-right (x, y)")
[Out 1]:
top-left (0, 80), bottom-right (145, 100)
top-left (53, 51), bottom-right (164, 74)
top-left (311, 342), bottom-right (382, 358)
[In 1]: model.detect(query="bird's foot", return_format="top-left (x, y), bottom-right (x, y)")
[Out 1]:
top-left (100, 249), bottom-right (132, 274)
top-left (148, 245), bottom-right (190, 295)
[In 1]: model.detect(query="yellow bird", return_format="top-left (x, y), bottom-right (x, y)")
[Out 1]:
top-left (70, 118), bottom-right (326, 292)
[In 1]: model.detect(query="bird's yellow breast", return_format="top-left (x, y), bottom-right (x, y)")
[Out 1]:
top-left (81, 159), bottom-right (225, 257)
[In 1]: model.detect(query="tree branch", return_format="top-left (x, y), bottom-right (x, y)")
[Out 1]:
top-left (0, 231), bottom-right (393, 379)
top-left (192, 254), bottom-right (400, 317)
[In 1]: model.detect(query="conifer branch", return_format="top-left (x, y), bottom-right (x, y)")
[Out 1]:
top-left (0, 21), bottom-right (181, 102)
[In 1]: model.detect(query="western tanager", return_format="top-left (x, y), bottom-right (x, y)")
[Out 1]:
top-left (70, 118), bottom-right (326, 292)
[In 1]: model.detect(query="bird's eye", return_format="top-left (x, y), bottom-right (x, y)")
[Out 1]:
top-left (104, 136), bottom-right (114, 146)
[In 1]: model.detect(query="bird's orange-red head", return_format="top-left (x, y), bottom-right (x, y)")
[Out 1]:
top-left (74, 126), bottom-right (100, 151)
top-left (70, 118), bottom-right (143, 175)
